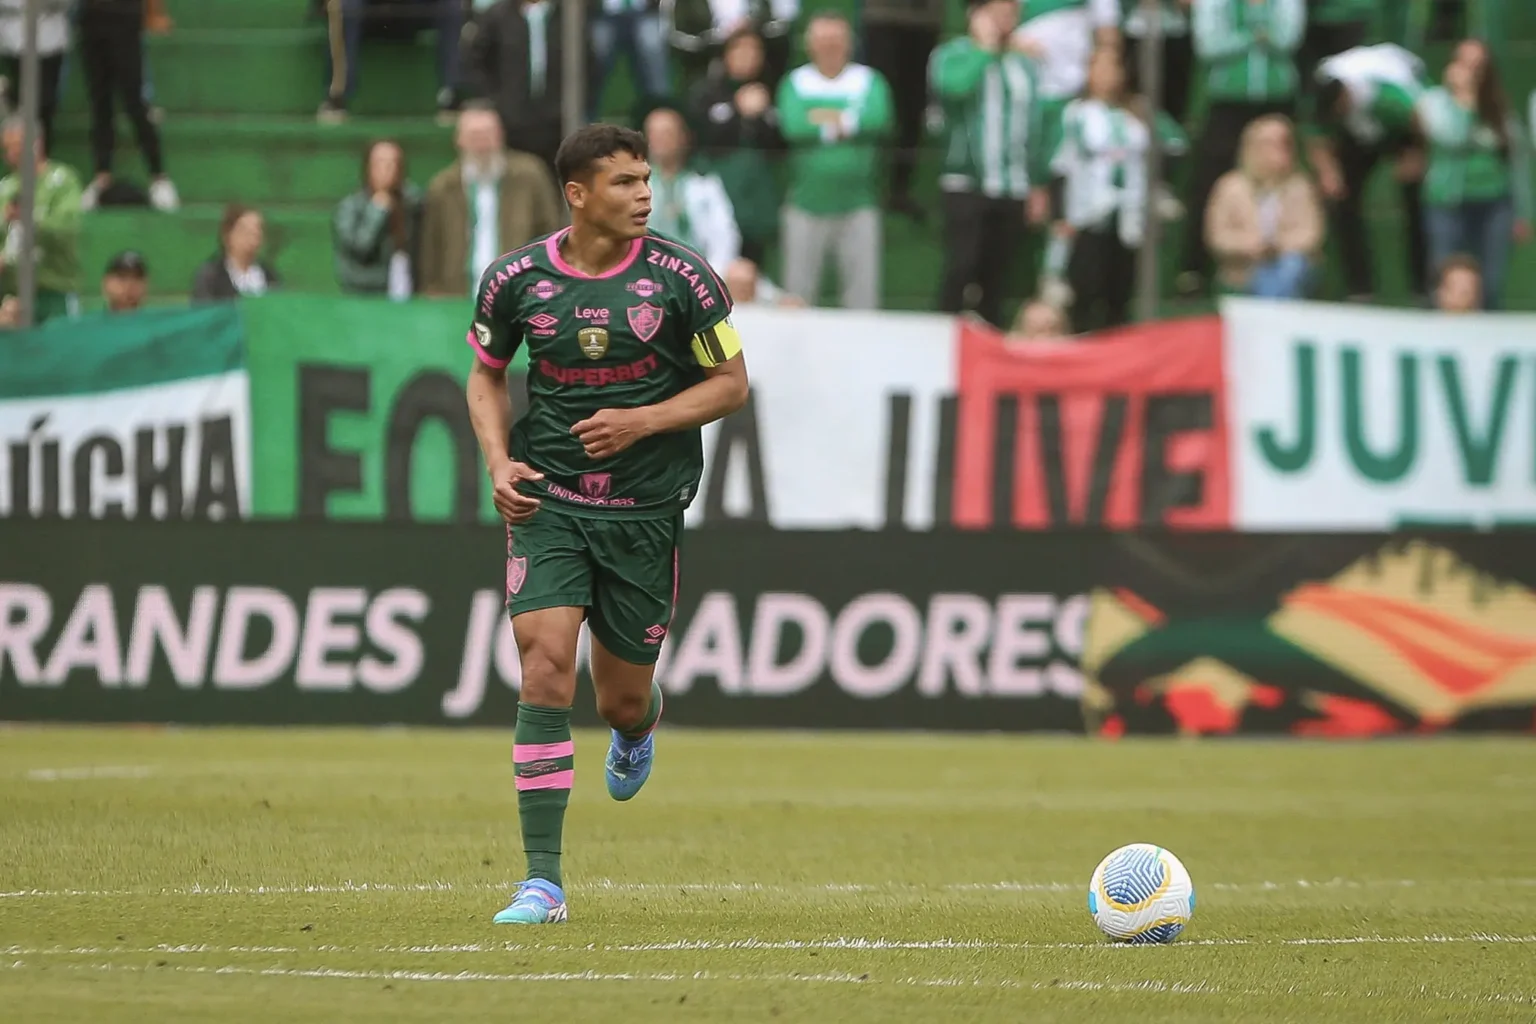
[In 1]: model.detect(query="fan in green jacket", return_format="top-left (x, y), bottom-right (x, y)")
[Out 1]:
top-left (333, 138), bottom-right (424, 298)
top-left (1394, 0), bottom-right (1508, 70)
top-left (0, 118), bottom-right (82, 324)
top-left (929, 0), bottom-right (1048, 327)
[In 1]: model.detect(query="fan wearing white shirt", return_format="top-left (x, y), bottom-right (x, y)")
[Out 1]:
top-left (642, 104), bottom-right (741, 271)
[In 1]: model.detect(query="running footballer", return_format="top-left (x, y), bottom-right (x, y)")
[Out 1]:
top-left (464, 124), bottom-right (748, 925)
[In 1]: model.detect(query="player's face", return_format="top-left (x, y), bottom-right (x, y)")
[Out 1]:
top-left (574, 151), bottom-right (653, 241)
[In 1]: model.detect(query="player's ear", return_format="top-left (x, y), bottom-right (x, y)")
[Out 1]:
top-left (563, 180), bottom-right (585, 211)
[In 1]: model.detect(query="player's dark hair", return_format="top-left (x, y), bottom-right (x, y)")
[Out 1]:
top-left (554, 124), bottom-right (648, 187)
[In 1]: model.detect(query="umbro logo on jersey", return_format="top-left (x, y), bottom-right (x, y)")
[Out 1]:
top-left (528, 313), bottom-right (560, 337)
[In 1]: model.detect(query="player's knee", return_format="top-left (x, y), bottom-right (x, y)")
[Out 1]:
top-left (595, 688), bottom-right (649, 730)
top-left (518, 642), bottom-right (577, 706)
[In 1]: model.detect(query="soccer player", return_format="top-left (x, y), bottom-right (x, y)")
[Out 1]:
top-left (463, 124), bottom-right (748, 925)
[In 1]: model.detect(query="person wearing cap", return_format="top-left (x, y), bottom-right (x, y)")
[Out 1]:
top-left (103, 250), bottom-right (149, 314)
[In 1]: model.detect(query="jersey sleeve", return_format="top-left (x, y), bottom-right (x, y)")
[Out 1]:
top-left (682, 257), bottom-right (741, 369)
top-left (466, 263), bottom-right (522, 369)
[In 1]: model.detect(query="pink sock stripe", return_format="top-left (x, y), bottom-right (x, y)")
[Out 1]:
top-left (514, 741), bottom-right (575, 763)
top-left (515, 769), bottom-right (574, 791)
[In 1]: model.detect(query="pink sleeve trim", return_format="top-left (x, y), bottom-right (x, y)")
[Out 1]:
top-left (466, 329), bottom-right (512, 369)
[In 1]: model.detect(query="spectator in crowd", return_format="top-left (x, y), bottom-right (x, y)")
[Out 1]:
top-left (1179, 0), bottom-right (1305, 294)
top-left (1049, 45), bottom-right (1150, 332)
top-left (931, 0), bottom-right (1049, 328)
top-left (420, 107), bottom-right (563, 297)
top-left (0, 115), bottom-right (80, 323)
top-left (1206, 114), bottom-right (1324, 298)
top-left (688, 25), bottom-right (782, 263)
top-left (0, 0), bottom-right (69, 158)
top-left (1400, 0), bottom-right (1507, 70)
top-left (334, 139), bottom-right (424, 299)
top-left (192, 204), bottom-right (280, 301)
top-left (724, 256), bottom-right (804, 306)
top-left (78, 0), bottom-right (179, 212)
top-left (1417, 39), bottom-right (1532, 310)
top-left (589, 0), bottom-right (670, 119)
top-left (860, 0), bottom-right (945, 218)
top-left (669, 0), bottom-right (798, 91)
top-left (777, 12), bottom-right (892, 309)
top-left (1008, 298), bottom-right (1069, 341)
top-left (1012, 0), bottom-right (1120, 197)
top-left (1308, 43), bottom-right (1429, 302)
top-left (320, 0), bottom-right (465, 124)
top-left (1121, 0), bottom-right (1194, 125)
top-left (643, 104), bottom-right (741, 270)
top-left (102, 250), bottom-right (149, 314)
top-left (464, 0), bottom-right (565, 175)
top-left (1434, 252), bottom-right (1483, 312)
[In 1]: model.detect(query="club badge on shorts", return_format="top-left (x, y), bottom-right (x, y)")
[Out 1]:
top-left (577, 326), bottom-right (609, 359)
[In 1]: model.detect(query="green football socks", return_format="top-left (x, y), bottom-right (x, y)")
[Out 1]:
top-left (512, 702), bottom-right (573, 887)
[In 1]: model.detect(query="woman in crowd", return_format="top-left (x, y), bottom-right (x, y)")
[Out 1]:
top-left (191, 203), bottom-right (280, 301)
top-left (1049, 45), bottom-right (1151, 333)
top-left (1204, 114), bottom-right (1324, 299)
top-left (1416, 39), bottom-right (1532, 310)
top-left (333, 139), bottom-right (423, 300)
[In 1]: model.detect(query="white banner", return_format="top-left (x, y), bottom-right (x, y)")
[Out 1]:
top-left (689, 306), bottom-right (955, 529)
top-left (0, 372), bottom-right (254, 520)
top-left (1226, 298), bottom-right (1536, 530)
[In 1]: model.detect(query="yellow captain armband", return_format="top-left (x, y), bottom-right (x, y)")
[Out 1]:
top-left (690, 317), bottom-right (743, 368)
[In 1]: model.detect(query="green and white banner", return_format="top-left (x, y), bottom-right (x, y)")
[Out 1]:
top-left (0, 305), bottom-right (252, 520)
top-left (1226, 298), bottom-right (1536, 530)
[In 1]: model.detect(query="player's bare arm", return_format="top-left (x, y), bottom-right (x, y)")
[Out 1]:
top-left (571, 353), bottom-right (749, 460)
top-left (465, 358), bottom-right (543, 523)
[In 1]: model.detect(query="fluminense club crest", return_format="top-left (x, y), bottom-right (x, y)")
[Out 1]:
top-left (627, 302), bottom-right (663, 342)
top-left (507, 555), bottom-right (528, 596)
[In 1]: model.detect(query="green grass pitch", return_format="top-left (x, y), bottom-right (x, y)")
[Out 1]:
top-left (2, 726), bottom-right (1535, 1022)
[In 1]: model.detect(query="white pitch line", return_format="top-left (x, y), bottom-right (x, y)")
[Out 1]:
top-left (6, 934), bottom-right (1536, 958)
top-left (23, 766), bottom-right (154, 782)
top-left (6, 877), bottom-right (1536, 900)
top-left (7, 960), bottom-right (1535, 1007)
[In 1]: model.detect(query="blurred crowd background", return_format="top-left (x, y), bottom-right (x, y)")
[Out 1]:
top-left (0, 0), bottom-right (1529, 336)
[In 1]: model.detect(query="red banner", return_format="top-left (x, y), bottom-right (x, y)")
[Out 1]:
top-left (953, 317), bottom-right (1231, 529)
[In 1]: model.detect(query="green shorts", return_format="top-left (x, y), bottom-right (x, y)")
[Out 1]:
top-left (504, 509), bottom-right (683, 665)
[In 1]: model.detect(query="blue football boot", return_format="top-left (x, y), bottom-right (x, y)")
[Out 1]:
top-left (492, 878), bottom-right (568, 925)
top-left (604, 730), bottom-right (654, 801)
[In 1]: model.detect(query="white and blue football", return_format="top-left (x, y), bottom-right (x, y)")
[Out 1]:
top-left (1087, 843), bottom-right (1195, 944)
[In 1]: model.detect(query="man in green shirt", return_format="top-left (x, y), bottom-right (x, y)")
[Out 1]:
top-left (1307, 43), bottom-right (1429, 301)
top-left (929, 0), bottom-right (1048, 327)
top-left (0, 116), bottom-right (82, 324)
top-left (775, 12), bottom-right (894, 308)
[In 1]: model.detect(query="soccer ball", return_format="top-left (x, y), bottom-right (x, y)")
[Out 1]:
top-left (1087, 843), bottom-right (1195, 944)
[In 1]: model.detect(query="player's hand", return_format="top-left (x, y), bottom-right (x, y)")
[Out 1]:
top-left (572, 408), bottom-right (652, 460)
top-left (490, 459), bottom-right (543, 524)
